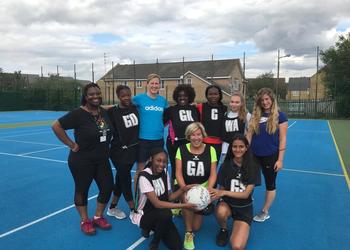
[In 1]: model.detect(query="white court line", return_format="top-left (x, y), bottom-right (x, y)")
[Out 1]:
top-left (0, 171), bottom-right (135, 238)
top-left (283, 168), bottom-right (344, 177)
top-left (288, 129), bottom-right (328, 133)
top-left (0, 151), bottom-right (139, 171)
top-left (19, 146), bottom-right (67, 156)
top-left (0, 152), bottom-right (67, 164)
top-left (126, 232), bottom-right (154, 250)
top-left (0, 195), bottom-right (97, 238)
top-left (0, 138), bottom-right (62, 147)
top-left (0, 128), bottom-right (49, 136)
top-left (0, 130), bottom-right (52, 139)
top-left (288, 121), bottom-right (297, 128)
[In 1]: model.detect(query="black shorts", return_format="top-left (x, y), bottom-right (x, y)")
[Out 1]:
top-left (218, 200), bottom-right (253, 225)
top-left (137, 139), bottom-right (164, 163)
top-left (110, 144), bottom-right (138, 166)
top-left (254, 153), bottom-right (279, 191)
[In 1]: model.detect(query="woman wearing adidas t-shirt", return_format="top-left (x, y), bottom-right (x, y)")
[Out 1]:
top-left (130, 148), bottom-right (195, 250)
top-left (247, 88), bottom-right (288, 223)
top-left (133, 74), bottom-right (168, 187)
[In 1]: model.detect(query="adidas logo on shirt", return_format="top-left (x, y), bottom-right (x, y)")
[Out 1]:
top-left (145, 105), bottom-right (163, 111)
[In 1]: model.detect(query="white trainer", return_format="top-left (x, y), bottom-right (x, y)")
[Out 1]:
top-left (253, 211), bottom-right (270, 222)
top-left (107, 207), bottom-right (126, 219)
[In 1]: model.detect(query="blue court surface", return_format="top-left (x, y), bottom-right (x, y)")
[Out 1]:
top-left (0, 111), bottom-right (349, 250)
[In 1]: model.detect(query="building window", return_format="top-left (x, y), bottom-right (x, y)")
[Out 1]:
top-left (186, 77), bottom-right (192, 85)
top-left (123, 81), bottom-right (128, 86)
top-left (160, 80), bottom-right (165, 89)
top-left (292, 91), bottom-right (299, 97)
top-left (177, 80), bottom-right (182, 85)
top-left (136, 80), bottom-right (142, 88)
top-left (231, 79), bottom-right (240, 93)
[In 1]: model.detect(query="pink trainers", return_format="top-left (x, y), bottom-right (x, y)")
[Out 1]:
top-left (92, 216), bottom-right (112, 230)
top-left (80, 219), bottom-right (96, 235)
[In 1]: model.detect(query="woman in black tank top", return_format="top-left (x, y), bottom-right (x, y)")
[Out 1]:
top-left (211, 134), bottom-right (258, 249)
top-left (175, 122), bottom-right (218, 250)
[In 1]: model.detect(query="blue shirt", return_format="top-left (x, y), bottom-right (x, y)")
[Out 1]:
top-left (133, 93), bottom-right (168, 140)
top-left (251, 111), bottom-right (287, 157)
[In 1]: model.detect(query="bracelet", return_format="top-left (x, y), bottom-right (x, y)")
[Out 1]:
top-left (279, 148), bottom-right (286, 151)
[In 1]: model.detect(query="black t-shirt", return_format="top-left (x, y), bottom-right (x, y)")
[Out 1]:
top-left (218, 160), bottom-right (256, 207)
top-left (58, 107), bottom-right (112, 160)
top-left (108, 104), bottom-right (139, 149)
top-left (163, 104), bottom-right (199, 141)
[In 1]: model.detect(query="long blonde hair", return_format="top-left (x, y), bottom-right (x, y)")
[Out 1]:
top-left (249, 88), bottom-right (279, 134)
top-left (231, 91), bottom-right (248, 122)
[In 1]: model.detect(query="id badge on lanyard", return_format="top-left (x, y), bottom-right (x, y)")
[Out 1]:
top-left (100, 129), bottom-right (107, 142)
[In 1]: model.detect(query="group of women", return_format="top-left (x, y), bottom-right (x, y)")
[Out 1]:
top-left (52, 73), bottom-right (288, 250)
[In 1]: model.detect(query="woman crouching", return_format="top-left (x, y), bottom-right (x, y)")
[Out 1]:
top-left (130, 148), bottom-right (196, 250)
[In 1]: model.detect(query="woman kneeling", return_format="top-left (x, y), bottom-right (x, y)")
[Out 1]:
top-left (212, 134), bottom-right (258, 250)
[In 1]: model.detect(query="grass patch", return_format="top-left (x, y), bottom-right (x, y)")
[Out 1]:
top-left (329, 120), bottom-right (350, 189)
top-left (0, 120), bottom-right (54, 129)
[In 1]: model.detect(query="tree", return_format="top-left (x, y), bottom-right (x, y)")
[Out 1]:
top-left (321, 32), bottom-right (350, 117)
top-left (246, 72), bottom-right (287, 100)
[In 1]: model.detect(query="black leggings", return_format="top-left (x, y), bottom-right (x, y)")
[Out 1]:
top-left (68, 156), bottom-right (113, 206)
top-left (166, 138), bottom-right (186, 185)
top-left (140, 208), bottom-right (182, 250)
top-left (110, 158), bottom-right (134, 202)
top-left (255, 153), bottom-right (279, 191)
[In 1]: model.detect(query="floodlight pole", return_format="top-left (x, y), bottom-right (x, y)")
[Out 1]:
top-left (276, 49), bottom-right (290, 99)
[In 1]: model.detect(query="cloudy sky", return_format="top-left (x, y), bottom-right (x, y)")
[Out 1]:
top-left (0, 0), bottom-right (349, 81)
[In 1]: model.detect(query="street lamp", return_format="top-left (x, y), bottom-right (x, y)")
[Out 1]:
top-left (276, 49), bottom-right (291, 99)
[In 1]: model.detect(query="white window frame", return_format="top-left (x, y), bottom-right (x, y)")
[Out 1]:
top-left (160, 80), bottom-right (165, 89)
top-left (136, 80), bottom-right (142, 88)
top-left (292, 91), bottom-right (299, 97)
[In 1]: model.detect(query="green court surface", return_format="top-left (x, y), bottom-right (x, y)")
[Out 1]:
top-left (329, 119), bottom-right (350, 189)
top-left (0, 120), bottom-right (54, 129)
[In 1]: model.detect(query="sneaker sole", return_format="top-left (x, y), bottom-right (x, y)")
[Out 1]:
top-left (216, 239), bottom-right (228, 247)
top-left (93, 223), bottom-right (112, 230)
top-left (81, 230), bottom-right (96, 236)
top-left (183, 246), bottom-right (195, 250)
top-left (253, 215), bottom-right (270, 222)
top-left (107, 211), bottom-right (126, 220)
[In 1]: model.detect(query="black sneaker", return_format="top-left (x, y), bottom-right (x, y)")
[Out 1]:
top-left (149, 242), bottom-right (159, 250)
top-left (141, 228), bottom-right (150, 238)
top-left (216, 228), bottom-right (229, 247)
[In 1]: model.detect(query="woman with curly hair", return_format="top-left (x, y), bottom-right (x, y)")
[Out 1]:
top-left (163, 84), bottom-right (199, 187)
top-left (52, 83), bottom-right (114, 235)
top-left (247, 88), bottom-right (288, 223)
